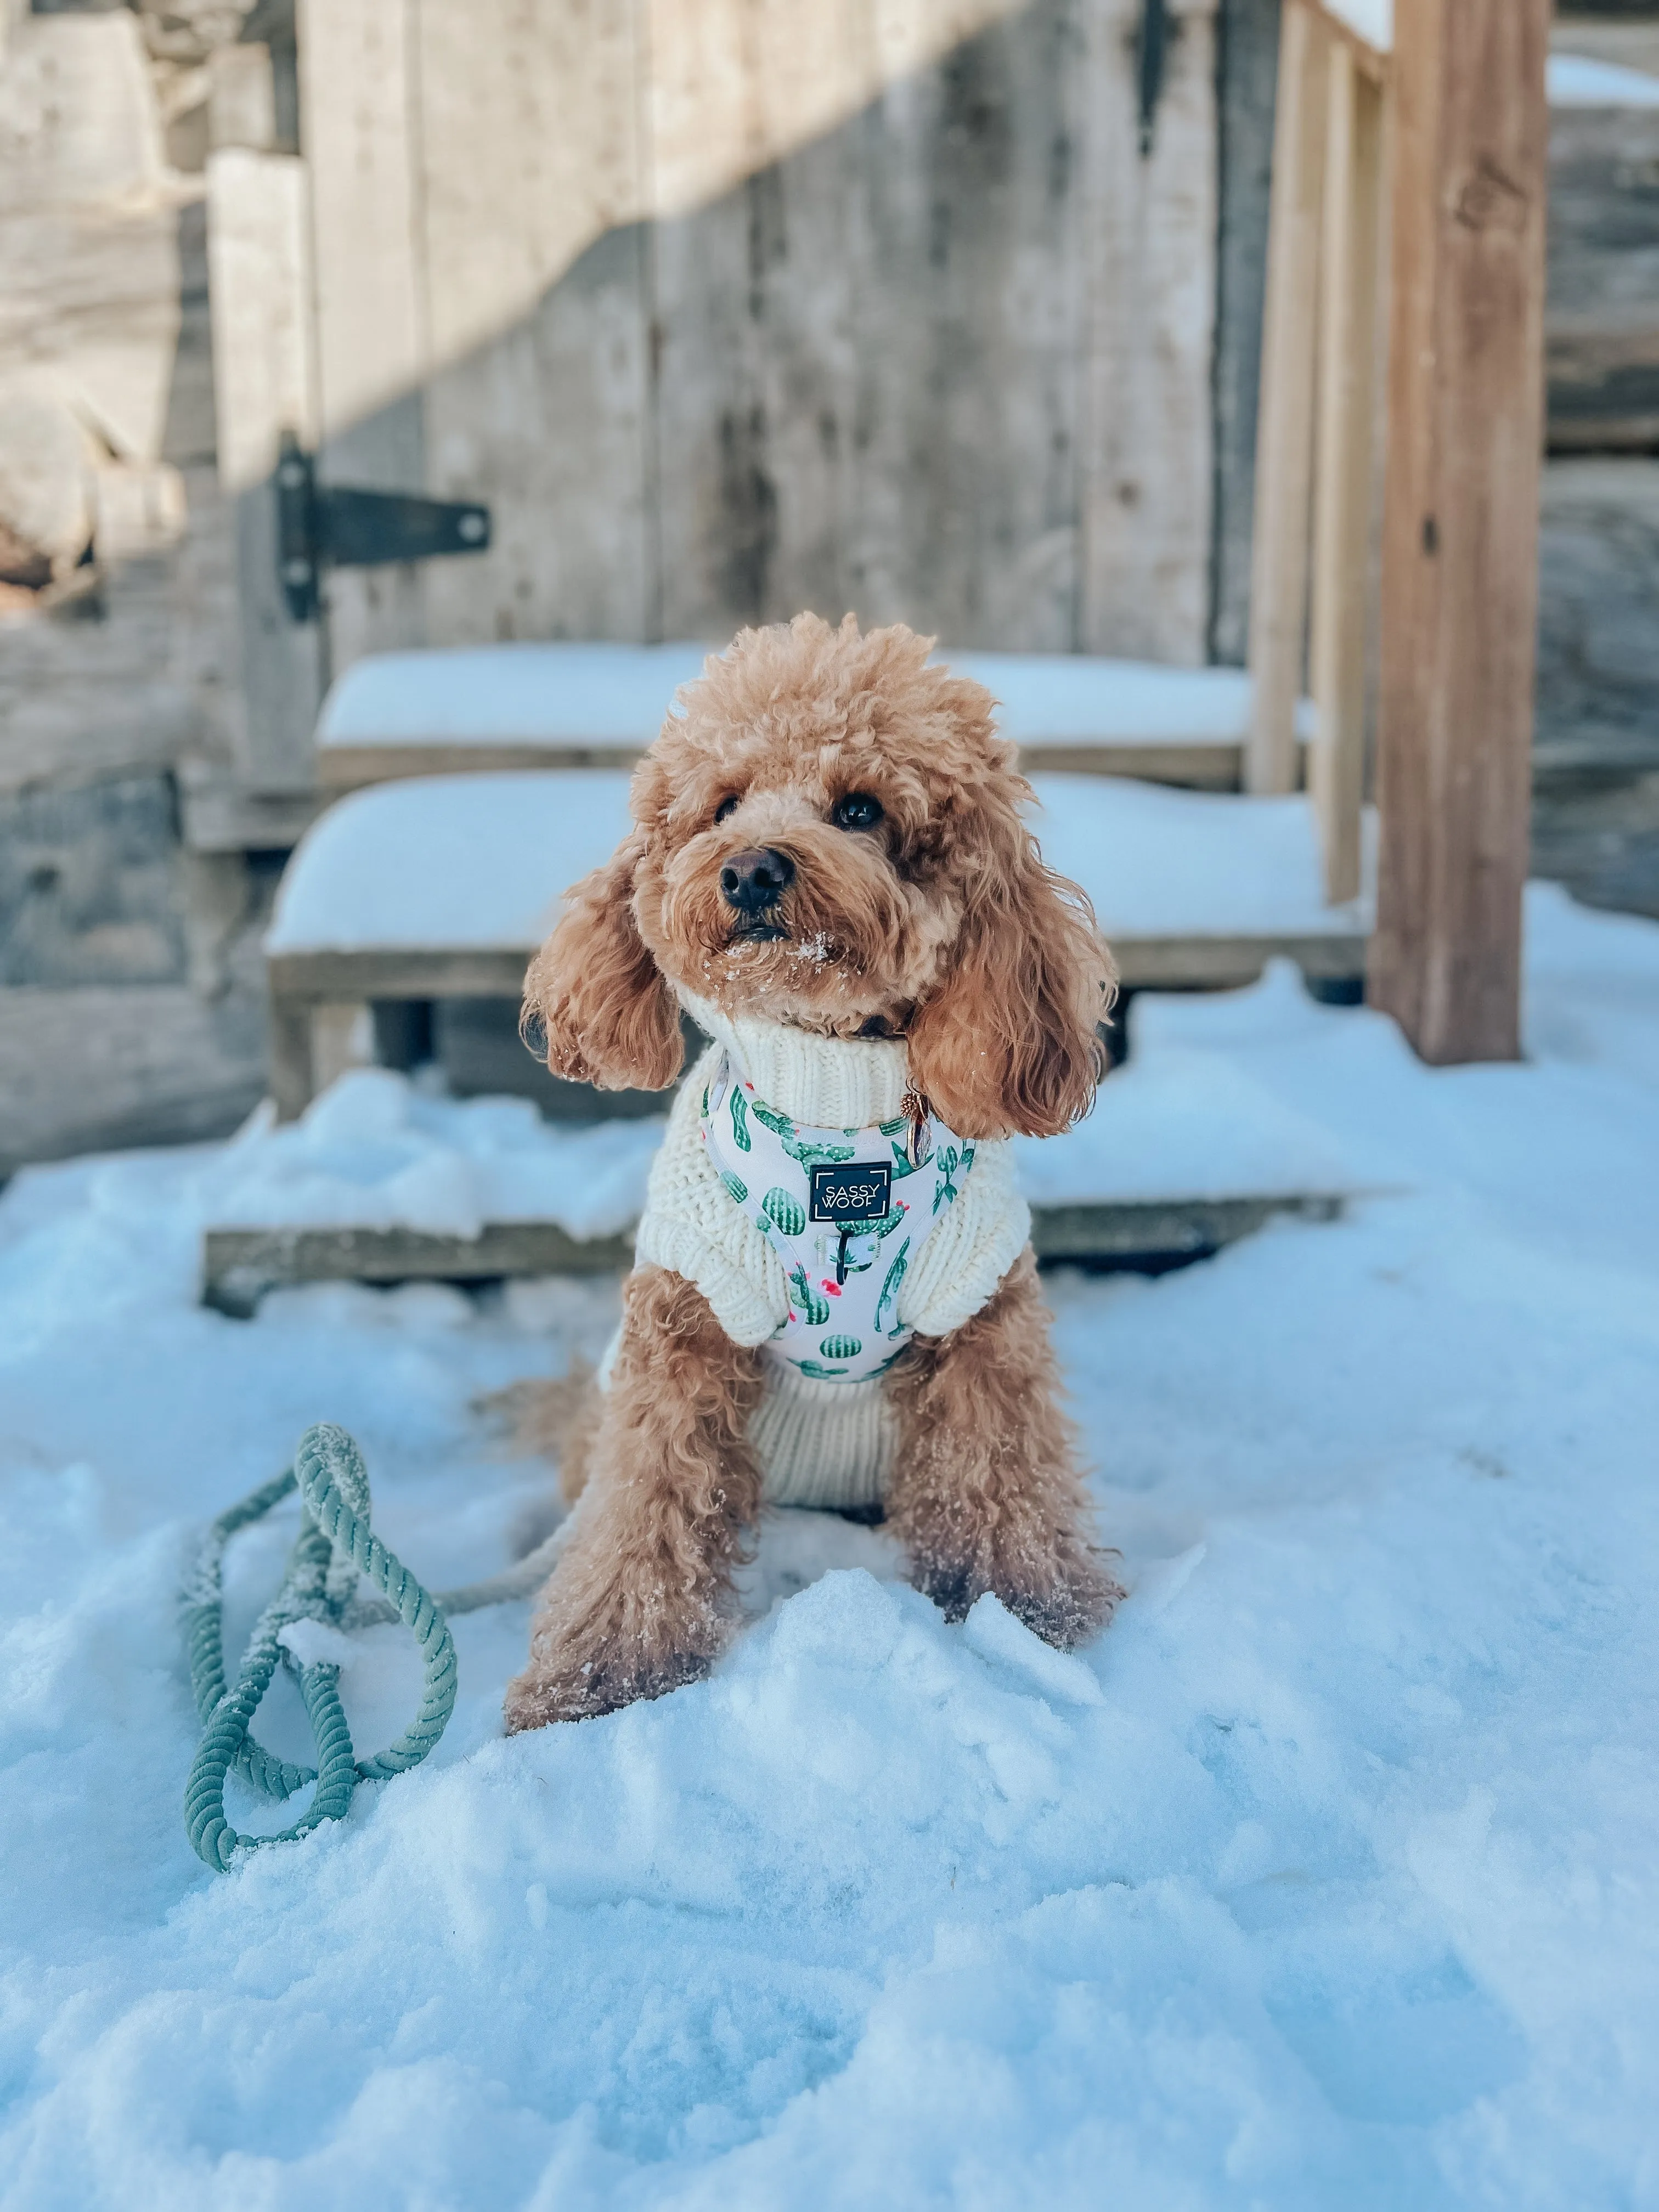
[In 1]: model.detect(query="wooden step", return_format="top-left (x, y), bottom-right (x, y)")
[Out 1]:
top-left (202, 1192), bottom-right (1346, 1317)
top-left (313, 643), bottom-right (1312, 795)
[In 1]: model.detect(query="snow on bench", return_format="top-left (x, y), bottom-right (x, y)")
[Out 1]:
top-left (313, 641), bottom-right (1312, 794)
top-left (205, 964), bottom-right (1364, 1313)
top-left (267, 768), bottom-right (1372, 962)
top-left (262, 768), bottom-right (1372, 1122)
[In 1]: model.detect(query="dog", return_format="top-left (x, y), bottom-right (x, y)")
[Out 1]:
top-left (504, 613), bottom-right (1121, 1730)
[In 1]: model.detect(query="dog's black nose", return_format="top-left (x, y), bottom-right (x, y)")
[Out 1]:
top-left (720, 847), bottom-right (795, 915)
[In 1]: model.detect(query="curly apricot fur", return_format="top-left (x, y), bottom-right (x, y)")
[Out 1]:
top-left (507, 614), bottom-right (1118, 1728)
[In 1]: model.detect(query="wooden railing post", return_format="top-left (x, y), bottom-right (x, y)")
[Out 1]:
top-left (1368, 0), bottom-right (1550, 1062)
top-left (1246, 0), bottom-right (1329, 795)
top-left (1307, 36), bottom-right (1384, 904)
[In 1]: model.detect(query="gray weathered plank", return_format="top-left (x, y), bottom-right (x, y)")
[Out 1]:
top-left (1077, 0), bottom-right (1218, 665)
top-left (296, 0), bottom-right (430, 672)
top-left (202, 1221), bottom-right (639, 1316)
top-left (206, 146), bottom-right (325, 795)
top-left (415, 0), bottom-right (654, 646)
top-left (201, 1190), bottom-right (1346, 1314)
top-left (1246, 0), bottom-right (1328, 793)
top-left (1210, 0), bottom-right (1282, 664)
top-left (313, 736), bottom-right (1249, 793)
top-left (651, 0), bottom-right (1091, 648)
top-left (267, 924), bottom-right (1368, 1010)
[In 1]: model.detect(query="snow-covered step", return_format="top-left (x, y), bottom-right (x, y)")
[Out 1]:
top-left (266, 767), bottom-right (1370, 1008)
top-left (314, 642), bottom-right (1312, 794)
top-left (200, 997), bottom-right (1366, 1311)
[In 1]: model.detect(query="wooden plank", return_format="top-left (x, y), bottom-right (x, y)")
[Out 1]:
top-left (1013, 741), bottom-right (1243, 787)
top-left (1110, 929), bottom-right (1367, 986)
top-left (1032, 1192), bottom-right (1344, 1261)
top-left (314, 737), bottom-right (1252, 793)
top-left (202, 1221), bottom-right (640, 1315)
top-left (414, 0), bottom-right (653, 646)
top-left (1307, 41), bottom-right (1383, 903)
top-left (267, 927), bottom-right (1365, 1017)
top-left (267, 994), bottom-right (316, 1122)
top-left (1211, 0), bottom-right (1284, 665)
top-left (201, 1192), bottom-right (1346, 1314)
top-left (179, 777), bottom-right (323, 853)
top-left (297, 0), bottom-right (430, 673)
top-left (317, 742), bottom-right (653, 791)
top-left (268, 947), bottom-right (532, 1002)
top-left (845, 0), bottom-right (1089, 651)
top-left (205, 147), bottom-right (325, 795)
top-left (1077, 0), bottom-right (1219, 665)
top-left (650, 0), bottom-right (1092, 651)
top-left (1245, 0), bottom-right (1329, 793)
top-left (1369, 0), bottom-right (1549, 1064)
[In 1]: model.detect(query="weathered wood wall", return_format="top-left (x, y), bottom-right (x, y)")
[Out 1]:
top-left (287, 0), bottom-right (1220, 696)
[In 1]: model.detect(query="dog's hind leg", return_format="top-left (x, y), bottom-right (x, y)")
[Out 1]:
top-left (503, 1266), bottom-right (766, 1729)
top-left (884, 1249), bottom-right (1121, 1649)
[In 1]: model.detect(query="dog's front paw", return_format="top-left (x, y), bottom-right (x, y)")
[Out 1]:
top-left (503, 1629), bottom-right (715, 1731)
top-left (503, 1650), bottom-right (708, 1730)
top-left (1002, 1549), bottom-right (1124, 1650)
top-left (910, 1544), bottom-right (1123, 1650)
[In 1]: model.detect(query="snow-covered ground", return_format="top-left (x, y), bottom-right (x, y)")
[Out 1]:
top-left (2, 882), bottom-right (1657, 2210)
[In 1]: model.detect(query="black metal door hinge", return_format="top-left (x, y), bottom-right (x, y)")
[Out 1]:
top-left (275, 433), bottom-right (491, 622)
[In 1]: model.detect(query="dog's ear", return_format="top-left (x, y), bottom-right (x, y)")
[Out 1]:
top-left (521, 831), bottom-right (683, 1091)
top-left (906, 802), bottom-right (1113, 1141)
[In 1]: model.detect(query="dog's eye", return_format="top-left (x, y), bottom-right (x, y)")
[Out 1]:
top-left (714, 794), bottom-right (741, 825)
top-left (831, 792), bottom-right (883, 832)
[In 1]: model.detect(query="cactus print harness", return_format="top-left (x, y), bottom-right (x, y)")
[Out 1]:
top-left (699, 1050), bottom-right (976, 1383)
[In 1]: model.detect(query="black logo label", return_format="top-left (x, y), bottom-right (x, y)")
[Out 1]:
top-left (809, 1161), bottom-right (892, 1224)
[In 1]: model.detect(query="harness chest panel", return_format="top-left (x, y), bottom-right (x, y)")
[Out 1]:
top-left (698, 1051), bottom-right (976, 1383)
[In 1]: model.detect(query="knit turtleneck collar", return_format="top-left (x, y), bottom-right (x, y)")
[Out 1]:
top-left (679, 991), bottom-right (911, 1130)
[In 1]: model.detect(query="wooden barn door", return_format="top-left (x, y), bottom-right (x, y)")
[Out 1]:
top-left (217, 0), bottom-right (1220, 790)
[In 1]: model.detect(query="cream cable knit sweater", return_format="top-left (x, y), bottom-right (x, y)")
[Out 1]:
top-left (636, 993), bottom-right (1030, 1348)
top-left (620, 995), bottom-right (1031, 1513)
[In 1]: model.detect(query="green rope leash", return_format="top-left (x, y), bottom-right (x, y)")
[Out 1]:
top-left (184, 1422), bottom-right (459, 1872)
top-left (184, 1422), bottom-right (578, 1873)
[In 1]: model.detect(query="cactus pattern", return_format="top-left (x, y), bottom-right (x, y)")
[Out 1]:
top-left (933, 1144), bottom-right (964, 1212)
top-left (787, 1265), bottom-right (831, 1328)
top-left (782, 1131), bottom-right (856, 1171)
top-left (729, 1087), bottom-right (752, 1152)
top-left (887, 1139), bottom-right (922, 1180)
top-left (818, 1333), bottom-right (862, 1361)
top-left (763, 1186), bottom-right (806, 1235)
top-left (748, 1096), bottom-right (856, 1169)
top-left (718, 1169), bottom-right (748, 1206)
top-left (796, 1358), bottom-right (849, 1379)
top-left (873, 1238), bottom-right (910, 1334)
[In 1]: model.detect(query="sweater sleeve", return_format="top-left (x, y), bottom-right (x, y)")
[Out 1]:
top-left (898, 1136), bottom-right (1030, 1339)
top-left (632, 1048), bottom-right (791, 1346)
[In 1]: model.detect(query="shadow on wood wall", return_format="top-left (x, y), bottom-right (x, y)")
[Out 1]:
top-left (277, 0), bottom-right (1225, 707)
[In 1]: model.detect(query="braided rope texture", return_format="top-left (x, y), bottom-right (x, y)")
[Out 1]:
top-left (183, 1424), bottom-right (458, 1872)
